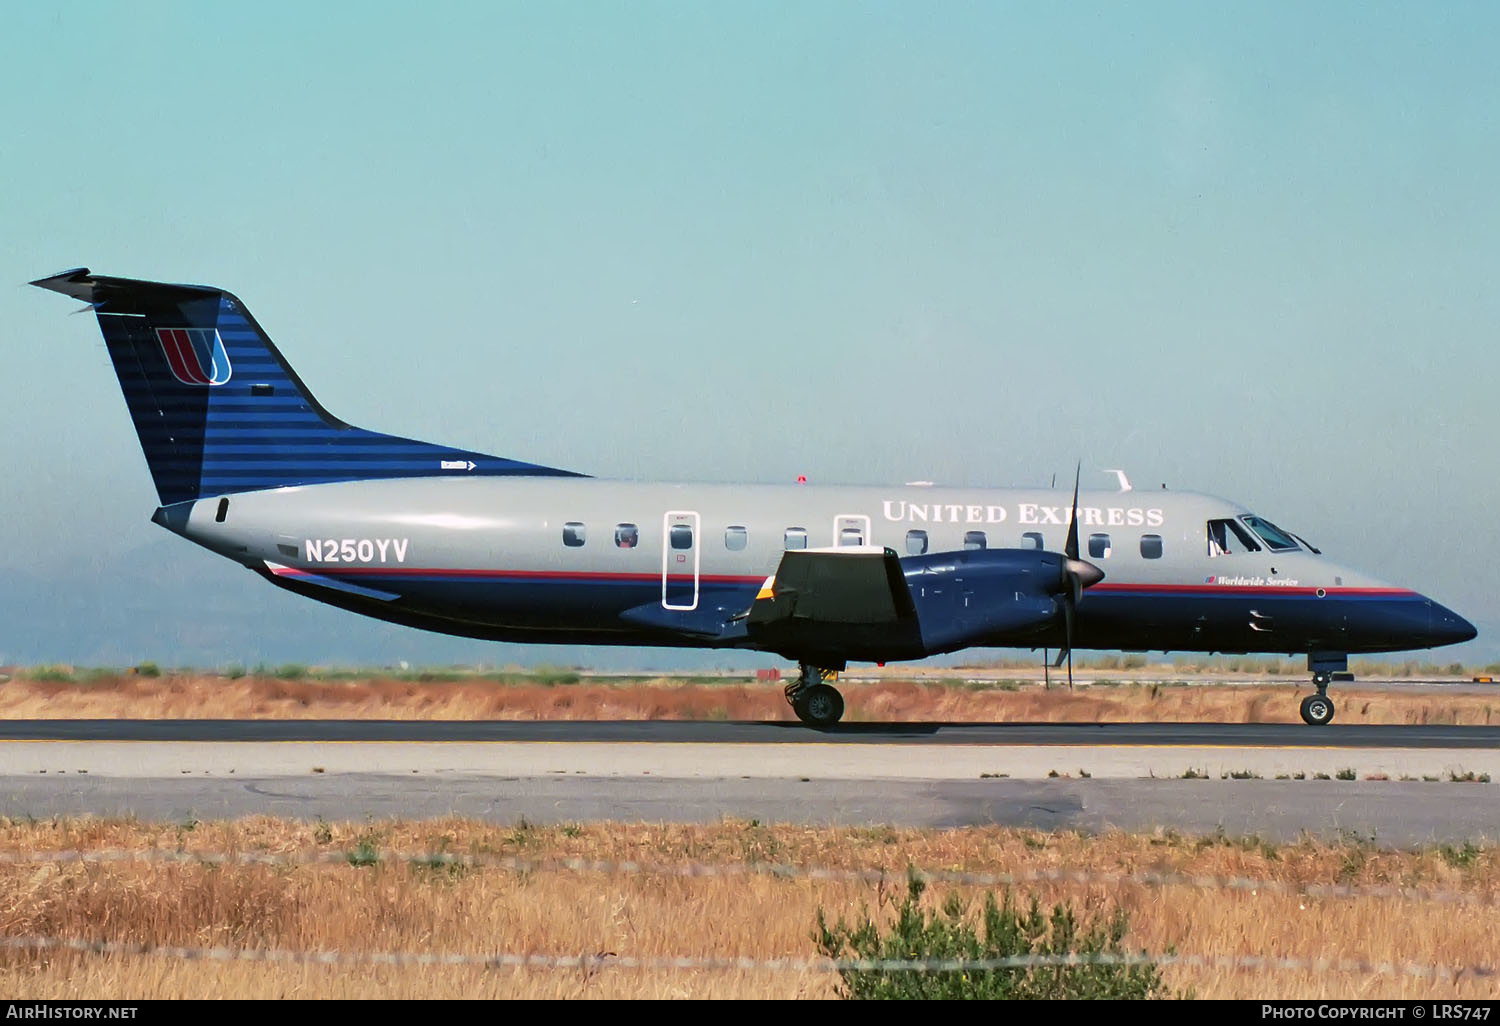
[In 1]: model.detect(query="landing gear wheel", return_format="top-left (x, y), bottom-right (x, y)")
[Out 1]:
top-left (1300, 693), bottom-right (1335, 726)
top-left (793, 683), bottom-right (845, 728)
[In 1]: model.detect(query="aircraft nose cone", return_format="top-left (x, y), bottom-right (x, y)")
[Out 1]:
top-left (1428, 600), bottom-right (1478, 647)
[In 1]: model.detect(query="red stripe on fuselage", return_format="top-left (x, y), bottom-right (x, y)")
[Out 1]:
top-left (1090, 583), bottom-right (1417, 597)
top-left (288, 569), bottom-right (1418, 598)
top-left (311, 567), bottom-right (767, 585)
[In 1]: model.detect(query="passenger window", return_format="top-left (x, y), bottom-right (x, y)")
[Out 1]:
top-left (1021, 532), bottom-right (1043, 550)
top-left (670, 524), bottom-right (693, 550)
top-left (839, 526), bottom-right (863, 546)
top-left (563, 522), bottom-right (586, 547)
top-left (963, 531), bottom-right (987, 551)
top-left (1140, 534), bottom-right (1163, 559)
top-left (906, 529), bottom-right (929, 555)
top-left (1207, 518), bottom-right (1262, 556)
top-left (784, 527), bottom-right (807, 550)
top-left (614, 524), bottom-right (639, 549)
top-left (724, 526), bottom-right (747, 551)
top-left (1088, 533), bottom-right (1111, 559)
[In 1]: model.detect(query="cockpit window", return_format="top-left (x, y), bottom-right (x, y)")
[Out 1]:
top-left (1206, 518), bottom-right (1262, 556)
top-left (1241, 515), bottom-right (1300, 552)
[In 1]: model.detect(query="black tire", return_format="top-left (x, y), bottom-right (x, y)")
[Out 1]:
top-left (794, 683), bottom-right (845, 728)
top-left (1300, 693), bottom-right (1335, 726)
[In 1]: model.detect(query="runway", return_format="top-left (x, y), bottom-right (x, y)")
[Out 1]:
top-left (0, 720), bottom-right (1495, 845)
top-left (1, 719), bottom-right (1497, 747)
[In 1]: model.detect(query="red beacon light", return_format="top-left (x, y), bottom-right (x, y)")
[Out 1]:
top-left (796, 474), bottom-right (807, 484)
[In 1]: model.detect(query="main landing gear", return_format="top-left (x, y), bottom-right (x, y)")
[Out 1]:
top-left (786, 663), bottom-right (845, 728)
top-left (1300, 672), bottom-right (1335, 726)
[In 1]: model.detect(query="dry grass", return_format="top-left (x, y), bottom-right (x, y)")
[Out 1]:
top-left (0, 817), bottom-right (1494, 998)
top-left (1, 672), bottom-right (1498, 725)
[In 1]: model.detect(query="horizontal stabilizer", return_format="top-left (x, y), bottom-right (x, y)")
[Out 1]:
top-left (30, 267), bottom-right (219, 305)
top-left (264, 562), bottom-right (400, 602)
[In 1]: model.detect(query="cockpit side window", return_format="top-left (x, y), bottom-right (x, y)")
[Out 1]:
top-left (1241, 515), bottom-right (1301, 552)
top-left (1291, 532), bottom-right (1321, 555)
top-left (1206, 518), bottom-right (1262, 556)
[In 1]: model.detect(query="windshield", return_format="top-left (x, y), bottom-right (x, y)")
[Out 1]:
top-left (1241, 515), bottom-right (1301, 552)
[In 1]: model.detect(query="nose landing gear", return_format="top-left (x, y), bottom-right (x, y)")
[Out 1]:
top-left (1300, 672), bottom-right (1335, 725)
top-left (785, 663), bottom-right (845, 728)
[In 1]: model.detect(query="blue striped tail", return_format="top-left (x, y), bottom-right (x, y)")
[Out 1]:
top-left (31, 268), bottom-right (581, 505)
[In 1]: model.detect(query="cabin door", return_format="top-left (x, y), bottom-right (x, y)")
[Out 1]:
top-left (661, 510), bottom-right (701, 610)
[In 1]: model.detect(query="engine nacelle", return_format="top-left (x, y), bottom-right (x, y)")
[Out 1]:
top-left (902, 548), bottom-right (1069, 655)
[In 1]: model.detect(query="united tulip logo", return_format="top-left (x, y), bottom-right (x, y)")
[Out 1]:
top-left (156, 328), bottom-right (232, 386)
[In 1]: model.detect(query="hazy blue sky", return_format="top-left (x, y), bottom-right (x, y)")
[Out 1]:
top-left (2, 3), bottom-right (1497, 667)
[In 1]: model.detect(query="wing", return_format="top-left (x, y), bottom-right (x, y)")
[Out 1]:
top-left (746, 546), bottom-right (916, 626)
top-left (619, 545), bottom-right (1091, 668)
top-left (744, 546), bottom-right (1091, 666)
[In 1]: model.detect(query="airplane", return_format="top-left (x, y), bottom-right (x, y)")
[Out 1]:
top-left (31, 268), bottom-right (1477, 728)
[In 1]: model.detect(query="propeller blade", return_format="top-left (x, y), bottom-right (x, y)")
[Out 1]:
top-left (1057, 583), bottom-right (1076, 686)
top-left (1043, 648), bottom-right (1051, 689)
top-left (1048, 466), bottom-right (1094, 691)
top-left (1064, 462), bottom-right (1081, 562)
top-left (1053, 467), bottom-right (1088, 690)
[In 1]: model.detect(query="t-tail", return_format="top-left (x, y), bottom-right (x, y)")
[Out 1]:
top-left (31, 268), bottom-right (582, 507)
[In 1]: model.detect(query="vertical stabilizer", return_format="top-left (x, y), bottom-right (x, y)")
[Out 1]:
top-left (32, 268), bottom-right (581, 505)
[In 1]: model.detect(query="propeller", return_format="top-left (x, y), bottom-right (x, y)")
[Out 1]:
top-left (1050, 463), bottom-right (1105, 689)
